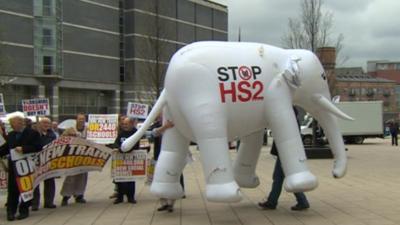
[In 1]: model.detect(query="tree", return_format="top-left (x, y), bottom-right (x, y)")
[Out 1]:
top-left (130, 0), bottom-right (171, 105)
top-left (281, 0), bottom-right (346, 146)
top-left (281, 0), bottom-right (347, 64)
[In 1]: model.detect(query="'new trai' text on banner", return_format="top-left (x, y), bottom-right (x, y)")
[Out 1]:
top-left (11, 137), bottom-right (112, 201)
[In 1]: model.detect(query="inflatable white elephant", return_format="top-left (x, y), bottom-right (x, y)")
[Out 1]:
top-left (122, 41), bottom-right (353, 203)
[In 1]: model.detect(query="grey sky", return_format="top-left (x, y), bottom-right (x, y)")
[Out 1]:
top-left (213, 0), bottom-right (400, 68)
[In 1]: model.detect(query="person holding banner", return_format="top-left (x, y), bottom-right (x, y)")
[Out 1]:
top-left (112, 117), bottom-right (140, 204)
top-left (32, 117), bottom-right (57, 210)
top-left (0, 115), bottom-right (42, 221)
top-left (60, 113), bottom-right (88, 206)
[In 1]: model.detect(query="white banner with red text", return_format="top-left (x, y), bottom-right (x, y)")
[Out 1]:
top-left (11, 137), bottom-right (112, 201)
top-left (111, 150), bottom-right (148, 182)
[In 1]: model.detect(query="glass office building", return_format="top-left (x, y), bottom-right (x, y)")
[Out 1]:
top-left (0, 0), bottom-right (227, 120)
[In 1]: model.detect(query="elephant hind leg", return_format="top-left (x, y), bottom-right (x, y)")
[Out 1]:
top-left (150, 127), bottom-right (189, 199)
top-left (197, 137), bottom-right (242, 203)
top-left (233, 130), bottom-right (264, 188)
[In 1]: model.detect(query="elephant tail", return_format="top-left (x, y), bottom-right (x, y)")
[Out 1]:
top-left (121, 90), bottom-right (167, 152)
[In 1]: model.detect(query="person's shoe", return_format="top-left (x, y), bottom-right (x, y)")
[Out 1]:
top-left (291, 204), bottom-right (309, 211)
top-left (109, 192), bottom-right (118, 199)
top-left (7, 213), bottom-right (15, 221)
top-left (75, 196), bottom-right (87, 203)
top-left (61, 197), bottom-right (69, 206)
top-left (157, 205), bottom-right (169, 211)
top-left (128, 199), bottom-right (137, 204)
top-left (167, 205), bottom-right (174, 213)
top-left (258, 201), bottom-right (276, 210)
top-left (16, 212), bottom-right (29, 220)
top-left (113, 198), bottom-right (123, 204)
top-left (31, 205), bottom-right (39, 211)
top-left (44, 204), bottom-right (57, 209)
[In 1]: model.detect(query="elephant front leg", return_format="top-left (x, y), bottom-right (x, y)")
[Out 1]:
top-left (265, 78), bottom-right (318, 192)
top-left (150, 127), bottom-right (190, 199)
top-left (233, 130), bottom-right (264, 188)
top-left (266, 105), bottom-right (318, 192)
top-left (197, 137), bottom-right (242, 202)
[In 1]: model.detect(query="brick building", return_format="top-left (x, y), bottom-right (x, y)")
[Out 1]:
top-left (368, 60), bottom-right (400, 112)
top-left (334, 67), bottom-right (397, 119)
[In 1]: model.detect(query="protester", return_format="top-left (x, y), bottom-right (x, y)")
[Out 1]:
top-left (60, 113), bottom-right (88, 206)
top-left (112, 117), bottom-right (140, 204)
top-left (51, 121), bottom-right (60, 138)
top-left (32, 117), bottom-right (57, 210)
top-left (0, 115), bottom-right (42, 221)
top-left (109, 114), bottom-right (128, 199)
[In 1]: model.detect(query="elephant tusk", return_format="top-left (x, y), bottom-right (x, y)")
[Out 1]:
top-left (312, 94), bottom-right (354, 121)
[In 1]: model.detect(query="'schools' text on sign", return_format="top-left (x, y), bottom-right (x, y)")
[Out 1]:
top-left (126, 102), bottom-right (149, 119)
top-left (87, 114), bottom-right (118, 144)
top-left (22, 98), bottom-right (50, 116)
top-left (11, 136), bottom-right (112, 201)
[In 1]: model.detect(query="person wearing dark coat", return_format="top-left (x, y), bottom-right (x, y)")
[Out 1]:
top-left (113, 117), bottom-right (140, 204)
top-left (32, 117), bottom-right (57, 210)
top-left (390, 120), bottom-right (399, 146)
top-left (0, 116), bottom-right (42, 221)
top-left (258, 107), bottom-right (310, 211)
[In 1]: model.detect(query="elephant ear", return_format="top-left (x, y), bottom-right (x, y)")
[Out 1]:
top-left (283, 55), bottom-right (302, 88)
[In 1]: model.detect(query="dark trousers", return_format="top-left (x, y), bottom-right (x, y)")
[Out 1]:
top-left (32, 178), bottom-right (55, 207)
top-left (180, 174), bottom-right (185, 192)
top-left (116, 181), bottom-right (135, 201)
top-left (7, 160), bottom-right (30, 216)
top-left (266, 158), bottom-right (309, 207)
top-left (391, 133), bottom-right (398, 146)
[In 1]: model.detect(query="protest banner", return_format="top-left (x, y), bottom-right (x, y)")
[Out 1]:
top-left (126, 102), bottom-right (149, 119)
top-left (0, 93), bottom-right (6, 115)
top-left (0, 160), bottom-right (7, 195)
top-left (21, 98), bottom-right (50, 116)
top-left (11, 136), bottom-right (112, 201)
top-left (111, 150), bottom-right (148, 182)
top-left (87, 114), bottom-right (118, 144)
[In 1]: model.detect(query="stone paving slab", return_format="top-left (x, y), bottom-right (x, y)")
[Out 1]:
top-left (1, 138), bottom-right (400, 225)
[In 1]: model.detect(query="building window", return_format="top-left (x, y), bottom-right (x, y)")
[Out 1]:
top-left (366, 88), bottom-right (375, 97)
top-left (43, 0), bottom-right (53, 16)
top-left (43, 56), bottom-right (53, 75)
top-left (349, 88), bottom-right (357, 96)
top-left (383, 90), bottom-right (391, 97)
top-left (42, 28), bottom-right (52, 46)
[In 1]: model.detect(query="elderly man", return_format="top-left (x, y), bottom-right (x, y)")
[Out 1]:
top-left (0, 116), bottom-right (42, 221)
top-left (31, 117), bottom-right (57, 210)
top-left (112, 117), bottom-right (140, 204)
top-left (51, 121), bottom-right (60, 138)
top-left (60, 113), bottom-right (88, 206)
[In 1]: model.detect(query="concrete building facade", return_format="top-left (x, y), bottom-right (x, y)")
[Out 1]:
top-left (0, 0), bottom-right (227, 121)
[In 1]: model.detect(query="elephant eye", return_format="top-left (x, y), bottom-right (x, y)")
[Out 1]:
top-left (321, 73), bottom-right (327, 80)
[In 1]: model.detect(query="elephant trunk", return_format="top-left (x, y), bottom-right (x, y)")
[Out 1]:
top-left (314, 112), bottom-right (347, 178)
top-left (311, 94), bottom-right (353, 178)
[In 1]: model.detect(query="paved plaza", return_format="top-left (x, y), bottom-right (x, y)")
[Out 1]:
top-left (2, 138), bottom-right (400, 225)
